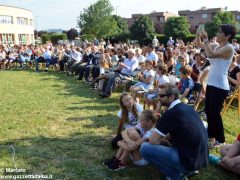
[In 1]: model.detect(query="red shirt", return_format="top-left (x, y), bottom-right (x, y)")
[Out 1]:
top-left (237, 134), bottom-right (240, 141)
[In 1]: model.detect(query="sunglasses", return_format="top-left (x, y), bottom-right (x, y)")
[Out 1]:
top-left (159, 94), bottom-right (170, 98)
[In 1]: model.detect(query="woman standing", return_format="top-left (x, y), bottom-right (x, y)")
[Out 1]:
top-left (196, 24), bottom-right (236, 148)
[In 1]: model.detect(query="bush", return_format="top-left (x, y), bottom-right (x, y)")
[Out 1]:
top-left (234, 34), bottom-right (240, 42)
top-left (182, 34), bottom-right (196, 44)
top-left (156, 34), bottom-right (196, 46)
top-left (156, 34), bottom-right (169, 45)
top-left (80, 34), bottom-right (95, 42)
top-left (50, 33), bottom-right (67, 45)
top-left (41, 34), bottom-right (51, 44)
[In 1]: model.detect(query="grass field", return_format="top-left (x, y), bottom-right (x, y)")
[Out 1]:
top-left (0, 70), bottom-right (239, 179)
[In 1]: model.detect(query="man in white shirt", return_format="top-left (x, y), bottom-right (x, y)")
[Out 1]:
top-left (167, 37), bottom-right (174, 47)
top-left (69, 47), bottom-right (82, 75)
top-left (146, 46), bottom-right (158, 64)
top-left (152, 36), bottom-right (159, 49)
top-left (99, 49), bottom-right (138, 98)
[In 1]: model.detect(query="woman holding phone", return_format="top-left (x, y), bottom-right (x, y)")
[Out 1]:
top-left (196, 24), bottom-right (237, 148)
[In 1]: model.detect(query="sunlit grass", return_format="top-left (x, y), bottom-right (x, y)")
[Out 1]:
top-left (0, 70), bottom-right (239, 179)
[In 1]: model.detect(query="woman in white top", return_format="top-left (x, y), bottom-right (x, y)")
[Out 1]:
top-left (196, 24), bottom-right (237, 148)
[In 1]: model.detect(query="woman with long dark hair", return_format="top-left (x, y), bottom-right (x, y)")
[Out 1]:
top-left (196, 24), bottom-right (237, 148)
top-left (111, 93), bottom-right (143, 149)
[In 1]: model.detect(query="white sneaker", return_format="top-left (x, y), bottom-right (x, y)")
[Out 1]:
top-left (133, 158), bottom-right (149, 166)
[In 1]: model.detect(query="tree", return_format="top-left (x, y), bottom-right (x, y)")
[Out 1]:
top-left (130, 15), bottom-right (155, 45)
top-left (77, 0), bottom-right (118, 39)
top-left (164, 16), bottom-right (191, 39)
top-left (205, 11), bottom-right (237, 38)
top-left (34, 30), bottom-right (38, 38)
top-left (38, 30), bottom-right (47, 38)
top-left (67, 28), bottom-right (79, 40)
top-left (109, 15), bottom-right (130, 42)
top-left (41, 34), bottom-right (51, 44)
top-left (50, 33), bottom-right (67, 44)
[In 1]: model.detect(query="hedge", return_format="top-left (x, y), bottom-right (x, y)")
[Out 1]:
top-left (50, 33), bottom-right (67, 45)
top-left (80, 34), bottom-right (95, 42)
top-left (156, 34), bottom-right (196, 46)
top-left (41, 34), bottom-right (51, 44)
top-left (156, 34), bottom-right (169, 45)
top-left (234, 34), bottom-right (240, 42)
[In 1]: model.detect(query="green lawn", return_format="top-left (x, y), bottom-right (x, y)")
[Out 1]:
top-left (0, 70), bottom-right (239, 179)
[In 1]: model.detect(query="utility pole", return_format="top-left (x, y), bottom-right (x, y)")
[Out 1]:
top-left (35, 16), bottom-right (39, 38)
top-left (116, 6), bottom-right (120, 15)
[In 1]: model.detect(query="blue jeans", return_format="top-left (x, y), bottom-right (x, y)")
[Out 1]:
top-left (102, 73), bottom-right (119, 95)
top-left (19, 55), bottom-right (30, 64)
top-left (45, 58), bottom-right (51, 69)
top-left (35, 56), bottom-right (45, 71)
top-left (140, 142), bottom-right (187, 180)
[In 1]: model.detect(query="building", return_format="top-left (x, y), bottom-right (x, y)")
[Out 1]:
top-left (179, 8), bottom-right (240, 31)
top-left (124, 11), bottom-right (177, 33)
top-left (0, 5), bottom-right (35, 45)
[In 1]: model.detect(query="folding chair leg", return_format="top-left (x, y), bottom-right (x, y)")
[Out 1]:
top-left (222, 87), bottom-right (240, 115)
top-left (222, 95), bottom-right (232, 115)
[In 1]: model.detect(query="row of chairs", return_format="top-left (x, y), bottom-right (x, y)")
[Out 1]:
top-left (135, 81), bottom-right (203, 111)
top-left (135, 81), bottom-right (239, 116)
top-left (222, 86), bottom-right (240, 115)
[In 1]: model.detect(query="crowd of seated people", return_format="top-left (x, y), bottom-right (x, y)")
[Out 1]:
top-left (1, 33), bottom-right (240, 178)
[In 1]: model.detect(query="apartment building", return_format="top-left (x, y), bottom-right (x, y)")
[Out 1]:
top-left (0, 5), bottom-right (35, 45)
top-left (124, 11), bottom-right (177, 33)
top-left (179, 8), bottom-right (240, 30)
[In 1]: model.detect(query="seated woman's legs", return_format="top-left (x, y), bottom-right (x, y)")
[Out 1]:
top-left (220, 155), bottom-right (240, 174)
top-left (220, 141), bottom-right (240, 175)
top-left (220, 144), bottom-right (233, 157)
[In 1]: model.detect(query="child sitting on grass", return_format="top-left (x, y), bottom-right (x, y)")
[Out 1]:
top-left (103, 110), bottom-right (157, 171)
top-left (111, 93), bottom-right (143, 149)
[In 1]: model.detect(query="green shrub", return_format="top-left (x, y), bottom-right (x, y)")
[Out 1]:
top-left (156, 34), bottom-right (196, 46)
top-left (80, 34), bottom-right (95, 42)
top-left (41, 34), bottom-right (51, 44)
top-left (50, 33), bottom-right (67, 45)
top-left (156, 34), bottom-right (168, 45)
top-left (234, 34), bottom-right (240, 42)
top-left (182, 34), bottom-right (196, 44)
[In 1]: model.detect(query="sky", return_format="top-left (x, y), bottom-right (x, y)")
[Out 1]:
top-left (0, 0), bottom-right (239, 30)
